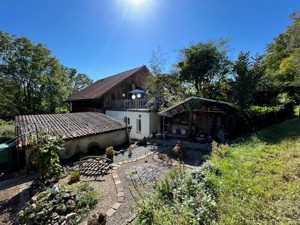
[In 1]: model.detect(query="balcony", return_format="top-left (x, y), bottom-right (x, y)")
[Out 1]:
top-left (109, 99), bottom-right (147, 109)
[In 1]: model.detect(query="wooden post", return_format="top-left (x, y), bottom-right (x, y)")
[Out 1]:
top-left (188, 110), bottom-right (193, 137)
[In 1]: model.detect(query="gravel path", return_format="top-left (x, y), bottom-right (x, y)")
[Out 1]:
top-left (106, 155), bottom-right (173, 225)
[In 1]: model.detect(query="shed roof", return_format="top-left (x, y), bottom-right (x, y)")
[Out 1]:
top-left (159, 97), bottom-right (237, 117)
top-left (15, 112), bottom-right (126, 141)
top-left (66, 65), bottom-right (149, 102)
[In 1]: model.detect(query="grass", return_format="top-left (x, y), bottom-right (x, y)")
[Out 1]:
top-left (208, 118), bottom-right (300, 224)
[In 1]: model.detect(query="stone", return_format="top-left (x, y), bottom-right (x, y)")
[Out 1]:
top-left (87, 212), bottom-right (107, 225)
top-left (31, 195), bottom-right (37, 202)
top-left (31, 203), bottom-right (37, 209)
top-left (112, 202), bottom-right (121, 210)
top-left (117, 192), bottom-right (124, 197)
top-left (117, 187), bottom-right (124, 192)
top-left (66, 199), bottom-right (76, 211)
top-left (115, 180), bottom-right (121, 185)
top-left (117, 196), bottom-right (124, 202)
top-left (61, 192), bottom-right (70, 199)
top-left (112, 175), bottom-right (118, 179)
top-left (65, 212), bottom-right (77, 221)
top-left (106, 208), bottom-right (116, 217)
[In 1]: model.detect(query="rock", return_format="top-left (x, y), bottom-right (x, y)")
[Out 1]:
top-left (61, 192), bottom-right (70, 199)
top-left (31, 195), bottom-right (37, 202)
top-left (31, 203), bottom-right (37, 210)
top-left (66, 199), bottom-right (76, 211)
top-left (87, 212), bottom-right (106, 225)
top-left (65, 212), bottom-right (77, 221)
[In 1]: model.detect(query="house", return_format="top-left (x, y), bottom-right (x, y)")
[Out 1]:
top-left (66, 65), bottom-right (150, 113)
top-left (66, 65), bottom-right (158, 140)
top-left (158, 97), bottom-right (238, 143)
top-left (15, 112), bottom-right (129, 165)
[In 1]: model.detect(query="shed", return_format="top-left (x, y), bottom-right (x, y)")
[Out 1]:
top-left (15, 112), bottom-right (129, 164)
top-left (158, 97), bottom-right (238, 142)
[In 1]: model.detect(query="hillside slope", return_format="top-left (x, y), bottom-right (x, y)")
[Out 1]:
top-left (209, 118), bottom-right (300, 224)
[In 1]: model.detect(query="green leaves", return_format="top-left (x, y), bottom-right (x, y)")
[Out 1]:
top-left (177, 39), bottom-right (231, 97)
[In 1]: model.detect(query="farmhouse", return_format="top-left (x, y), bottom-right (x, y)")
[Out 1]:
top-left (67, 65), bottom-right (158, 140)
top-left (15, 112), bottom-right (129, 164)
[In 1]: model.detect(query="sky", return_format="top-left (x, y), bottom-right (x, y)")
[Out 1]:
top-left (0, 0), bottom-right (299, 81)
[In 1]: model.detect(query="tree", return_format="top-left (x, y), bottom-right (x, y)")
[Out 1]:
top-left (65, 67), bottom-right (93, 97)
top-left (0, 32), bottom-right (68, 117)
top-left (176, 39), bottom-right (231, 97)
top-left (0, 32), bottom-right (93, 119)
top-left (144, 49), bottom-right (188, 111)
top-left (233, 52), bottom-right (264, 110)
top-left (264, 12), bottom-right (300, 104)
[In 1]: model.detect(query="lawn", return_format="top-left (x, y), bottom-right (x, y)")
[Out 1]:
top-left (209, 118), bottom-right (300, 224)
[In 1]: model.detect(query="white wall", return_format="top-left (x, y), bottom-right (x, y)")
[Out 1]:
top-left (25, 129), bottom-right (127, 163)
top-left (106, 110), bottom-right (158, 140)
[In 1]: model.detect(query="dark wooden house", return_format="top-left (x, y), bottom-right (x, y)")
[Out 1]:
top-left (66, 65), bottom-right (150, 113)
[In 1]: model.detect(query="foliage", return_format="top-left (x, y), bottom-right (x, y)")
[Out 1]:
top-left (176, 39), bottom-right (231, 97)
top-left (105, 146), bottom-right (115, 159)
top-left (64, 67), bottom-right (93, 97)
top-left (144, 49), bottom-right (188, 111)
top-left (132, 163), bottom-right (219, 225)
top-left (263, 12), bottom-right (300, 103)
top-left (241, 100), bottom-right (295, 130)
top-left (0, 119), bottom-right (14, 138)
top-left (233, 51), bottom-right (264, 111)
top-left (208, 118), bottom-right (300, 224)
top-left (33, 130), bottom-right (64, 180)
top-left (0, 32), bottom-right (92, 120)
top-left (69, 170), bottom-right (80, 179)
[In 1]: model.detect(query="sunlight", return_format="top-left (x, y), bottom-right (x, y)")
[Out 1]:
top-left (117, 0), bottom-right (154, 23)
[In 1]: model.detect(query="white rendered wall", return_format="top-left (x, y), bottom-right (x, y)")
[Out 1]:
top-left (106, 110), bottom-right (158, 140)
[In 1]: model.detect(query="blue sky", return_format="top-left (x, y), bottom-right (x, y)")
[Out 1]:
top-left (0, 0), bottom-right (299, 81)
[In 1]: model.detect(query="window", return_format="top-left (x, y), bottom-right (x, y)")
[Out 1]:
top-left (127, 117), bottom-right (130, 125)
top-left (137, 118), bottom-right (142, 133)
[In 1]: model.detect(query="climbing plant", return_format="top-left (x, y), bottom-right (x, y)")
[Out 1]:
top-left (32, 130), bottom-right (64, 181)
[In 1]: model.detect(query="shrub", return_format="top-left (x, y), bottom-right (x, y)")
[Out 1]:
top-left (31, 130), bottom-right (64, 181)
top-left (241, 100), bottom-right (295, 130)
top-left (105, 146), bottom-right (115, 160)
top-left (132, 164), bottom-right (218, 225)
top-left (0, 119), bottom-right (14, 138)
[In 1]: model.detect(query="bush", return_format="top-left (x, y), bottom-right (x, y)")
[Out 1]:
top-left (105, 146), bottom-right (115, 160)
top-left (0, 119), bottom-right (14, 138)
top-left (241, 100), bottom-right (295, 130)
top-left (132, 164), bottom-right (219, 225)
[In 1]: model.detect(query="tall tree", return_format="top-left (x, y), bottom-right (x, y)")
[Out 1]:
top-left (264, 12), bottom-right (300, 103)
top-left (0, 32), bottom-right (65, 118)
top-left (65, 67), bottom-right (93, 96)
top-left (176, 39), bottom-right (231, 97)
top-left (233, 52), bottom-right (264, 110)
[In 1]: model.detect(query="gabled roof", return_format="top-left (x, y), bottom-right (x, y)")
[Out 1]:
top-left (66, 65), bottom-right (149, 102)
top-left (159, 97), bottom-right (237, 117)
top-left (15, 112), bottom-right (126, 142)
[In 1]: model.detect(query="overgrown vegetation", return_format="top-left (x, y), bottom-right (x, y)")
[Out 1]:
top-left (17, 182), bottom-right (98, 225)
top-left (0, 119), bottom-right (14, 138)
top-left (208, 118), bottom-right (300, 224)
top-left (132, 163), bottom-right (220, 225)
top-left (241, 100), bottom-right (295, 130)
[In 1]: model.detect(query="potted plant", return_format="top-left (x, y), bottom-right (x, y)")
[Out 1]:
top-left (69, 170), bottom-right (80, 182)
top-left (105, 146), bottom-right (115, 160)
